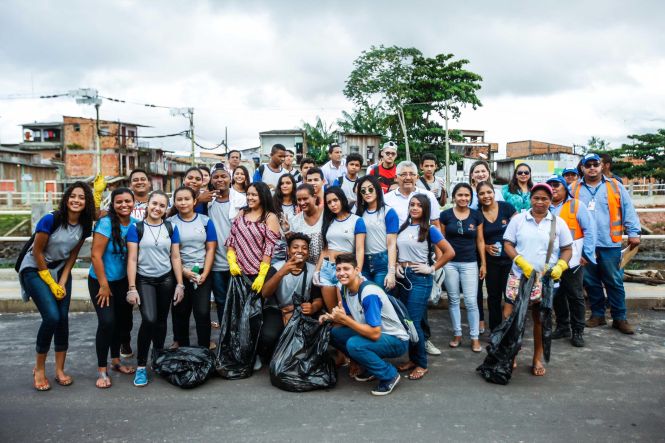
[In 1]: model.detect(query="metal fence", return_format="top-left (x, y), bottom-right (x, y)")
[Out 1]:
top-left (0, 192), bottom-right (63, 208)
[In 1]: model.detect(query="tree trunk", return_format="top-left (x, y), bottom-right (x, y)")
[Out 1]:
top-left (397, 106), bottom-right (410, 161)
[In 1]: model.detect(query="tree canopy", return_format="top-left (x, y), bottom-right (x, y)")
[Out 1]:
top-left (606, 129), bottom-right (665, 180)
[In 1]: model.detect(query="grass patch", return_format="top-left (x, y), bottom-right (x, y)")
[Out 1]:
top-left (0, 214), bottom-right (31, 236)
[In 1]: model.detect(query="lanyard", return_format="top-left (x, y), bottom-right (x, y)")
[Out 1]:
top-left (582, 181), bottom-right (602, 199)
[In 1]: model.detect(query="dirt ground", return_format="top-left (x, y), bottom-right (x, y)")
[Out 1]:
top-left (640, 211), bottom-right (665, 234)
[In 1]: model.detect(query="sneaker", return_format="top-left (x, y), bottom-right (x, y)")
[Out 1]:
top-left (425, 340), bottom-right (442, 356)
top-left (120, 343), bottom-right (134, 359)
top-left (353, 371), bottom-right (376, 382)
top-left (585, 316), bottom-right (607, 328)
top-left (552, 328), bottom-right (572, 340)
top-left (133, 368), bottom-right (148, 387)
top-left (571, 331), bottom-right (585, 347)
top-left (371, 374), bottom-right (400, 396)
top-left (612, 319), bottom-right (635, 335)
top-left (253, 358), bottom-right (263, 371)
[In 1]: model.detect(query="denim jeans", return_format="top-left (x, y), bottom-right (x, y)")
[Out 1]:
top-left (443, 261), bottom-right (480, 339)
top-left (362, 250), bottom-right (389, 291)
top-left (397, 268), bottom-right (432, 368)
top-left (212, 270), bottom-right (231, 324)
top-left (583, 247), bottom-right (626, 320)
top-left (331, 326), bottom-right (408, 382)
top-left (319, 259), bottom-right (338, 287)
top-left (21, 269), bottom-right (72, 354)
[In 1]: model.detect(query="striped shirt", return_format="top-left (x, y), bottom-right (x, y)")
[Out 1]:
top-left (225, 214), bottom-right (280, 275)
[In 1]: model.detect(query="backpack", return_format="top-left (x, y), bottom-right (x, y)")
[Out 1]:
top-left (350, 280), bottom-right (419, 343)
top-left (257, 164), bottom-right (265, 180)
top-left (135, 220), bottom-right (175, 242)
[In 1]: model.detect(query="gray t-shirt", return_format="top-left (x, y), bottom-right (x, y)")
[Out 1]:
top-left (126, 221), bottom-right (180, 277)
top-left (325, 214), bottom-right (366, 253)
top-left (362, 207), bottom-right (400, 254)
top-left (19, 213), bottom-right (83, 274)
top-left (266, 261), bottom-right (319, 308)
top-left (338, 175), bottom-right (358, 206)
top-left (167, 213), bottom-right (217, 268)
top-left (208, 199), bottom-right (232, 271)
top-left (290, 212), bottom-right (323, 265)
top-left (396, 225), bottom-right (445, 264)
top-left (257, 164), bottom-right (285, 189)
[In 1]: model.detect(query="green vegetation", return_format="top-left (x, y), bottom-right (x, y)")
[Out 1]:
top-left (0, 214), bottom-right (31, 236)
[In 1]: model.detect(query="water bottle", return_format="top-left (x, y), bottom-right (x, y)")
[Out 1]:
top-left (494, 242), bottom-right (502, 257)
top-left (191, 263), bottom-right (201, 289)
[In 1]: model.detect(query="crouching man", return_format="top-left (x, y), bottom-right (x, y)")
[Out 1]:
top-left (320, 253), bottom-right (409, 396)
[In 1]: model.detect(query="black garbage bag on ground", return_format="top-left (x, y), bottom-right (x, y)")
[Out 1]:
top-left (152, 346), bottom-right (216, 389)
top-left (540, 276), bottom-right (555, 363)
top-left (476, 274), bottom-right (536, 385)
top-left (269, 303), bottom-right (337, 392)
top-left (216, 275), bottom-right (263, 379)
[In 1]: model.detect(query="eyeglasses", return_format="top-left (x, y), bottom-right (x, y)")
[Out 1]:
top-left (585, 161), bottom-right (601, 168)
top-left (399, 172), bottom-right (417, 178)
top-left (360, 187), bottom-right (375, 195)
top-left (457, 220), bottom-right (464, 235)
top-left (516, 170), bottom-right (530, 176)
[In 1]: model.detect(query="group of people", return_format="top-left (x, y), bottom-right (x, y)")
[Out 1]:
top-left (18, 140), bottom-right (641, 395)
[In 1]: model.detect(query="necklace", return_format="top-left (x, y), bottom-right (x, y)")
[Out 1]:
top-left (145, 222), bottom-right (163, 247)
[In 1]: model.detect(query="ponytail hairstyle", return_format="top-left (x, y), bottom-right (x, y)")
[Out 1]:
top-left (145, 190), bottom-right (170, 220)
top-left (55, 181), bottom-right (95, 239)
top-left (321, 187), bottom-right (351, 248)
top-left (168, 186), bottom-right (198, 218)
top-left (107, 187), bottom-right (134, 258)
top-left (398, 194), bottom-right (431, 242)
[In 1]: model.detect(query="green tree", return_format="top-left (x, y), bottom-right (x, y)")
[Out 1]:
top-left (337, 107), bottom-right (389, 135)
top-left (301, 116), bottom-right (336, 164)
top-left (587, 136), bottom-right (611, 151)
top-left (608, 129), bottom-right (665, 180)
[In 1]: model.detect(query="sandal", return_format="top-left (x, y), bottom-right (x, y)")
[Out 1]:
top-left (96, 371), bottom-right (112, 389)
top-left (471, 339), bottom-right (482, 353)
top-left (54, 374), bottom-right (73, 386)
top-left (112, 363), bottom-right (136, 375)
top-left (407, 367), bottom-right (428, 380)
top-left (348, 362), bottom-right (362, 378)
top-left (449, 336), bottom-right (462, 348)
top-left (531, 365), bottom-right (546, 377)
top-left (211, 321), bottom-right (220, 329)
top-left (397, 361), bottom-right (417, 372)
top-left (33, 368), bottom-right (51, 391)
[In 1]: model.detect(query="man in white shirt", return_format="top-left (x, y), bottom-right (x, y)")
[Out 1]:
top-left (321, 143), bottom-right (346, 186)
top-left (225, 150), bottom-right (242, 176)
top-left (384, 161), bottom-right (440, 227)
top-left (253, 144), bottom-right (286, 190)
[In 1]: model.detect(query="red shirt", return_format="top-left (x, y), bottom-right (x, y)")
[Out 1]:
top-left (369, 163), bottom-right (397, 193)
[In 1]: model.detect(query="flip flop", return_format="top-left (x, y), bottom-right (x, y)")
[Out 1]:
top-left (33, 368), bottom-right (51, 391)
top-left (407, 367), bottom-right (428, 380)
top-left (54, 375), bottom-right (73, 386)
top-left (112, 363), bottom-right (136, 374)
top-left (397, 362), bottom-right (417, 372)
top-left (531, 365), bottom-right (546, 376)
top-left (96, 371), bottom-right (112, 389)
top-left (449, 337), bottom-right (462, 348)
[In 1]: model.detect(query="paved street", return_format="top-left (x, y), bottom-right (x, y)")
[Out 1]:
top-left (1, 308), bottom-right (664, 442)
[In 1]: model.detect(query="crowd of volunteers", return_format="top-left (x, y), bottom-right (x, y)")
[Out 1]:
top-left (18, 141), bottom-right (641, 395)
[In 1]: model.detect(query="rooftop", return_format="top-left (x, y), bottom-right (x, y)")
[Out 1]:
top-left (259, 129), bottom-right (304, 135)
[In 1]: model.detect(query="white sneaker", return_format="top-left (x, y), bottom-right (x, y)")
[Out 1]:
top-left (253, 358), bottom-right (262, 371)
top-left (425, 340), bottom-right (442, 355)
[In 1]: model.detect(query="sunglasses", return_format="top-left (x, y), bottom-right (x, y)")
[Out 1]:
top-left (360, 187), bottom-right (375, 195)
top-left (457, 220), bottom-right (464, 235)
top-left (516, 170), bottom-right (530, 176)
top-left (383, 151), bottom-right (397, 157)
top-left (549, 182), bottom-right (563, 188)
top-left (585, 161), bottom-right (601, 168)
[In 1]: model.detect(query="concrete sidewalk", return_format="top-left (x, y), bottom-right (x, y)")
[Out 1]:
top-left (2, 269), bottom-right (664, 313)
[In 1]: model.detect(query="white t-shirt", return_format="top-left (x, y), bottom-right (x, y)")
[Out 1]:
top-left (384, 188), bottom-right (440, 225)
top-left (325, 214), bottom-right (366, 253)
top-left (290, 212), bottom-right (324, 265)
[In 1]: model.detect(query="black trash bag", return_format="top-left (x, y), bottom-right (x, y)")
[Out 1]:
top-left (476, 274), bottom-right (536, 385)
top-left (540, 276), bottom-right (555, 363)
top-left (216, 275), bottom-right (263, 379)
top-left (152, 346), bottom-right (216, 389)
top-left (269, 302), bottom-right (337, 392)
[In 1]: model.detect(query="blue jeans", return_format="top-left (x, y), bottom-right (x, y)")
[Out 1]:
top-left (584, 247), bottom-right (627, 320)
top-left (397, 268), bottom-right (432, 368)
top-left (331, 326), bottom-right (408, 382)
top-left (212, 270), bottom-right (231, 324)
top-left (444, 261), bottom-right (480, 339)
top-left (21, 269), bottom-right (72, 354)
top-left (362, 250), bottom-right (389, 290)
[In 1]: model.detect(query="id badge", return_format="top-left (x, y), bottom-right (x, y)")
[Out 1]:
top-left (588, 200), bottom-right (596, 211)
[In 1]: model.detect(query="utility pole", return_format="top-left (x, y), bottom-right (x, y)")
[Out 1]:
top-left (444, 101), bottom-right (451, 192)
top-left (94, 102), bottom-right (101, 174)
top-left (70, 88), bottom-right (102, 174)
top-left (170, 107), bottom-right (195, 165)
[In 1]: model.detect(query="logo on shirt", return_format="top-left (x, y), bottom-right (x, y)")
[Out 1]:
top-left (501, 219), bottom-right (507, 226)
top-left (468, 224), bottom-right (476, 231)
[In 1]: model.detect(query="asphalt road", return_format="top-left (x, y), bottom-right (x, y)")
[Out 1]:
top-left (1, 308), bottom-right (664, 442)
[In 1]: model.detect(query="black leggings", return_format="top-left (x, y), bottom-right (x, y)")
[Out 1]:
top-left (257, 307), bottom-right (284, 363)
top-left (136, 272), bottom-right (175, 366)
top-left (172, 278), bottom-right (212, 347)
top-left (88, 276), bottom-right (133, 368)
top-left (484, 258), bottom-right (512, 331)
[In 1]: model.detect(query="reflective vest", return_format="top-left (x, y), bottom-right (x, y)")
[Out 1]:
top-left (571, 178), bottom-right (623, 243)
top-left (559, 198), bottom-right (583, 240)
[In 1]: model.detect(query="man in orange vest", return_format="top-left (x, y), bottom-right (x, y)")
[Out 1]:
top-left (571, 153), bottom-right (641, 334)
top-left (547, 175), bottom-right (596, 347)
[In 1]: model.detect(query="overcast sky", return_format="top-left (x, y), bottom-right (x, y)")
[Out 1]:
top-left (1, 0), bottom-right (664, 157)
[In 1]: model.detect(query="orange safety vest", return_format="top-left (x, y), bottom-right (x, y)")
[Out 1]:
top-left (559, 198), bottom-right (583, 240)
top-left (571, 178), bottom-right (623, 242)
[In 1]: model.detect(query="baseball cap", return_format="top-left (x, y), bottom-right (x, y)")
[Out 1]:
top-left (581, 153), bottom-right (601, 166)
top-left (381, 141), bottom-right (398, 152)
top-left (545, 175), bottom-right (571, 196)
top-left (530, 182), bottom-right (553, 198)
top-left (562, 168), bottom-right (578, 176)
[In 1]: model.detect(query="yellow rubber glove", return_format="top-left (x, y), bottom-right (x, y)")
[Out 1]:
top-left (227, 249), bottom-right (242, 276)
top-left (549, 259), bottom-right (569, 281)
top-left (251, 262), bottom-right (271, 293)
top-left (514, 255), bottom-right (534, 278)
top-left (93, 174), bottom-right (107, 209)
top-left (38, 269), bottom-right (66, 300)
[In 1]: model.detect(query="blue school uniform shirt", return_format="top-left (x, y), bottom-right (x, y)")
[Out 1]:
top-left (89, 216), bottom-right (139, 282)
